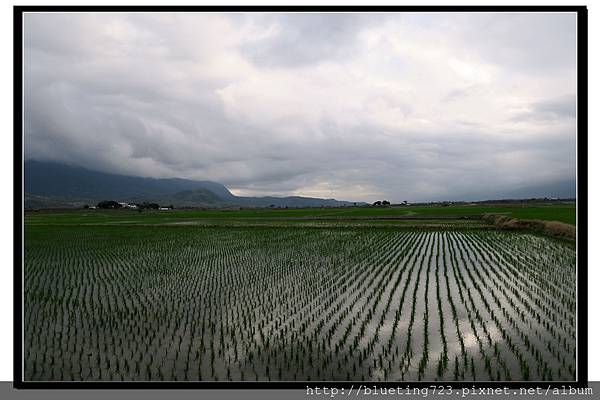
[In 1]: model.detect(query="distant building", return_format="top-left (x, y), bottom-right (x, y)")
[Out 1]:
top-left (159, 207), bottom-right (170, 211)
top-left (118, 202), bottom-right (138, 209)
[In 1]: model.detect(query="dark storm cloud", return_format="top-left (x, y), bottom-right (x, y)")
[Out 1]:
top-left (24, 12), bottom-right (577, 202)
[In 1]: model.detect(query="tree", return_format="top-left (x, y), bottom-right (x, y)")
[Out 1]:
top-left (97, 200), bottom-right (121, 209)
top-left (382, 200), bottom-right (390, 206)
top-left (139, 202), bottom-right (159, 210)
top-left (373, 201), bottom-right (382, 206)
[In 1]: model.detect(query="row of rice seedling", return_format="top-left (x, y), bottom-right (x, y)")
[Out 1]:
top-left (457, 232), bottom-right (576, 380)
top-left (24, 225), bottom-right (576, 381)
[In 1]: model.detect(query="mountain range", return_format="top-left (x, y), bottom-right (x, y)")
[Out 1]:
top-left (24, 160), bottom-right (365, 209)
top-left (23, 160), bottom-right (576, 209)
top-left (441, 179), bottom-right (576, 203)
top-left (501, 180), bottom-right (576, 200)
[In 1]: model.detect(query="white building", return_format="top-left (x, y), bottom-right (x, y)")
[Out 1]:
top-left (118, 202), bottom-right (138, 209)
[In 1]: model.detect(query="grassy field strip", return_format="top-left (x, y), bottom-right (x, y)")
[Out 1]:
top-left (24, 203), bottom-right (576, 225)
top-left (26, 220), bottom-right (493, 229)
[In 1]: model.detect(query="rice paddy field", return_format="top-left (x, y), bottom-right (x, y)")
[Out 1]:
top-left (23, 205), bottom-right (577, 382)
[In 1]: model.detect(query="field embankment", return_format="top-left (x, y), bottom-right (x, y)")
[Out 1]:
top-left (483, 214), bottom-right (576, 240)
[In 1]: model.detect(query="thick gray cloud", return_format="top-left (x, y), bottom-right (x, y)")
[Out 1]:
top-left (241, 13), bottom-right (389, 67)
top-left (511, 95), bottom-right (577, 122)
top-left (24, 12), bottom-right (577, 202)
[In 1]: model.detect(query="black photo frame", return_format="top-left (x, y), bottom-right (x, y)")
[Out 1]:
top-left (13, 4), bottom-right (588, 390)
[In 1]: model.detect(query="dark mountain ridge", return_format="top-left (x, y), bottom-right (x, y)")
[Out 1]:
top-left (24, 160), bottom-right (363, 208)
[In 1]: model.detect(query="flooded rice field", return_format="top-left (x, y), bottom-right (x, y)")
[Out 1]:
top-left (24, 226), bottom-right (576, 381)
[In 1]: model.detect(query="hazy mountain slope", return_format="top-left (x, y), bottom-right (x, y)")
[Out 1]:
top-left (24, 160), bottom-right (362, 208)
top-left (440, 179), bottom-right (576, 202)
top-left (503, 180), bottom-right (576, 199)
top-left (25, 160), bottom-right (235, 201)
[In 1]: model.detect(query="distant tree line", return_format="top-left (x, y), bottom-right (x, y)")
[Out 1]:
top-left (97, 200), bottom-right (121, 209)
top-left (95, 201), bottom-right (173, 210)
top-left (372, 200), bottom-right (391, 207)
top-left (139, 202), bottom-right (161, 210)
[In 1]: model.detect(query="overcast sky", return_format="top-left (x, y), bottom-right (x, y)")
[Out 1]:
top-left (24, 12), bottom-right (577, 202)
